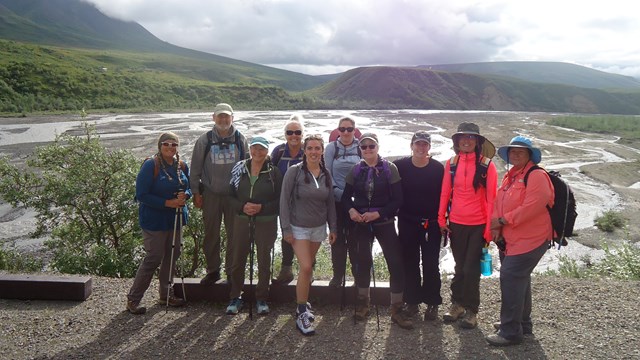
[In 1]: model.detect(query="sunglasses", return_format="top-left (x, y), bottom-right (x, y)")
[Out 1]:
top-left (338, 127), bottom-right (355, 133)
top-left (286, 130), bottom-right (303, 136)
top-left (458, 134), bottom-right (476, 140)
top-left (360, 144), bottom-right (377, 150)
top-left (161, 142), bottom-right (179, 148)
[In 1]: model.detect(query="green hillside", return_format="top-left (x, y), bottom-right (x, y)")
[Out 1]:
top-left (308, 66), bottom-right (640, 114)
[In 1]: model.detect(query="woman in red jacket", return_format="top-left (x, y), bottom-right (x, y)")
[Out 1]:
top-left (486, 136), bottom-right (553, 346)
top-left (438, 122), bottom-right (497, 329)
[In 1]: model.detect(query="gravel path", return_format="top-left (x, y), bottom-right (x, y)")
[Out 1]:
top-left (1, 275), bottom-right (639, 360)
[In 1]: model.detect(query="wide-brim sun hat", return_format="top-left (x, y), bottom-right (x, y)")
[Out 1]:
top-left (451, 122), bottom-right (496, 158)
top-left (497, 135), bottom-right (542, 165)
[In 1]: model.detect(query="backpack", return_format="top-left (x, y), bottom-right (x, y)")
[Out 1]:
top-left (142, 155), bottom-right (186, 179)
top-left (524, 166), bottom-right (577, 249)
top-left (271, 146), bottom-right (286, 166)
top-left (203, 130), bottom-right (246, 161)
top-left (333, 140), bottom-right (362, 160)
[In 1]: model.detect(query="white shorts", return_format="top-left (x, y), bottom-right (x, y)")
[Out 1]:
top-left (291, 224), bottom-right (327, 243)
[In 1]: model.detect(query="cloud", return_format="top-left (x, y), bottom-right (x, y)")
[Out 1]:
top-left (85, 0), bottom-right (640, 77)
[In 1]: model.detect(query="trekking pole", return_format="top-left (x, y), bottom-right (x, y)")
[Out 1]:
top-left (178, 207), bottom-right (186, 302)
top-left (369, 225), bottom-right (380, 331)
top-left (354, 227), bottom-right (359, 325)
top-left (166, 207), bottom-right (180, 312)
top-left (249, 216), bottom-right (256, 320)
top-left (340, 224), bottom-right (348, 311)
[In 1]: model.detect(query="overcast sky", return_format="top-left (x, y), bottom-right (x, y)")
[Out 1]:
top-left (85, 0), bottom-right (640, 77)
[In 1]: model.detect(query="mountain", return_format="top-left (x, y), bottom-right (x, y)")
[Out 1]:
top-left (0, 0), bottom-right (331, 91)
top-left (309, 66), bottom-right (640, 114)
top-left (421, 62), bottom-right (640, 90)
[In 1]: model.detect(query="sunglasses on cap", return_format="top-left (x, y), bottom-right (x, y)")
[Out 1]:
top-left (338, 127), bottom-right (355, 133)
top-left (360, 144), bottom-right (377, 150)
top-left (286, 130), bottom-right (302, 136)
top-left (161, 142), bottom-right (179, 147)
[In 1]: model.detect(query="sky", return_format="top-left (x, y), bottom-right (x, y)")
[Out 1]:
top-left (84, 0), bottom-right (640, 77)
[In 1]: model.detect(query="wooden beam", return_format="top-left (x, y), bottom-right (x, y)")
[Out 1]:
top-left (0, 274), bottom-right (92, 301)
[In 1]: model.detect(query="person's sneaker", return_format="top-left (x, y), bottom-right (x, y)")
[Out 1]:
top-left (486, 334), bottom-right (522, 346)
top-left (200, 271), bottom-right (221, 285)
top-left (256, 300), bottom-right (270, 315)
top-left (443, 303), bottom-right (465, 322)
top-left (126, 300), bottom-right (146, 315)
top-left (296, 302), bottom-right (315, 322)
top-left (226, 297), bottom-right (243, 315)
top-left (272, 266), bottom-right (294, 284)
top-left (404, 304), bottom-right (420, 317)
top-left (459, 310), bottom-right (478, 329)
top-left (296, 311), bottom-right (316, 336)
top-left (424, 305), bottom-right (438, 321)
top-left (328, 276), bottom-right (343, 288)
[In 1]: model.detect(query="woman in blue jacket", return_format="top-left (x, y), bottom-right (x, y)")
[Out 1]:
top-left (126, 132), bottom-right (191, 314)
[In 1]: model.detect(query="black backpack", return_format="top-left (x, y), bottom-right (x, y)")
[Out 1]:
top-left (524, 166), bottom-right (578, 249)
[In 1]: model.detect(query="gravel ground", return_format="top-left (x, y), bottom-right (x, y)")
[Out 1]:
top-left (1, 275), bottom-right (639, 360)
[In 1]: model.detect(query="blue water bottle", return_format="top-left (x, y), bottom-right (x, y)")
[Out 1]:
top-left (481, 247), bottom-right (493, 276)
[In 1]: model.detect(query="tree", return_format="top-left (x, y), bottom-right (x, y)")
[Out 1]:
top-left (0, 123), bottom-right (141, 277)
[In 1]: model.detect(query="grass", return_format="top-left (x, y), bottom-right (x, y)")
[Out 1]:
top-left (544, 241), bottom-right (640, 280)
top-left (548, 115), bottom-right (640, 147)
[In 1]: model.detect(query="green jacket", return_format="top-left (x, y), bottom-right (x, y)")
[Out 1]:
top-left (230, 158), bottom-right (282, 219)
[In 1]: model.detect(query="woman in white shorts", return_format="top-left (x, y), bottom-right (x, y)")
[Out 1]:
top-left (279, 134), bottom-right (337, 336)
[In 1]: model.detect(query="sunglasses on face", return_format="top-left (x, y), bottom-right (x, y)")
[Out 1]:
top-left (360, 144), bottom-right (377, 150)
top-left (161, 142), bottom-right (179, 148)
top-left (459, 134), bottom-right (476, 140)
top-left (338, 127), bottom-right (355, 133)
top-left (286, 130), bottom-right (303, 136)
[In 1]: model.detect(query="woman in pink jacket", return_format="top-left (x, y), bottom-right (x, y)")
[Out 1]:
top-left (438, 122), bottom-right (497, 329)
top-left (486, 136), bottom-right (553, 346)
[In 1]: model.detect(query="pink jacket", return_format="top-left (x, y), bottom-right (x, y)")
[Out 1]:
top-left (438, 153), bottom-right (498, 242)
top-left (493, 162), bottom-right (554, 256)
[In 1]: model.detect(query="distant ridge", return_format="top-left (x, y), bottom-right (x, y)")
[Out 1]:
top-left (422, 61), bottom-right (640, 90)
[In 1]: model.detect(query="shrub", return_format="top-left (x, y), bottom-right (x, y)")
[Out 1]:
top-left (0, 247), bottom-right (44, 272)
top-left (594, 210), bottom-right (626, 232)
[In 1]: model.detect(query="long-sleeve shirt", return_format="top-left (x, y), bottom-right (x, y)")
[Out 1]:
top-left (136, 157), bottom-right (191, 231)
top-left (493, 162), bottom-right (554, 256)
top-left (190, 124), bottom-right (249, 195)
top-left (279, 163), bottom-right (338, 238)
top-left (324, 139), bottom-right (361, 201)
top-left (437, 152), bottom-right (498, 241)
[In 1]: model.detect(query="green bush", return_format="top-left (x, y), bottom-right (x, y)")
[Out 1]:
top-left (594, 210), bottom-right (626, 232)
top-left (547, 241), bottom-right (640, 280)
top-left (0, 123), bottom-right (141, 277)
top-left (0, 247), bottom-right (44, 272)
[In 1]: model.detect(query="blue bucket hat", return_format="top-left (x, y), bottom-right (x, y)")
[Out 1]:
top-left (497, 136), bottom-right (542, 165)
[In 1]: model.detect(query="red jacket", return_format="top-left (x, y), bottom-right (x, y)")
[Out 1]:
top-left (493, 162), bottom-right (554, 255)
top-left (438, 153), bottom-right (498, 242)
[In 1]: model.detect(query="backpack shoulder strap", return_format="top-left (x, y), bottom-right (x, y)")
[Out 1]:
top-left (272, 145), bottom-right (286, 166)
top-left (234, 131), bottom-right (246, 160)
top-left (479, 155), bottom-right (491, 168)
top-left (523, 165), bottom-right (543, 187)
top-left (449, 155), bottom-right (459, 184)
top-left (202, 130), bottom-right (214, 163)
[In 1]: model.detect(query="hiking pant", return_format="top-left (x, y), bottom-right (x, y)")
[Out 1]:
top-left (398, 217), bottom-right (443, 306)
top-left (229, 216), bottom-right (277, 301)
top-left (498, 241), bottom-right (548, 340)
top-left (331, 201), bottom-right (355, 280)
top-left (349, 221), bottom-right (404, 294)
top-left (449, 222), bottom-right (485, 313)
top-left (202, 190), bottom-right (235, 277)
top-left (128, 229), bottom-right (181, 302)
top-left (280, 237), bottom-right (295, 267)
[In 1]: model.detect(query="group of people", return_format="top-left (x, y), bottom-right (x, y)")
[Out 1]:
top-left (127, 103), bottom-right (556, 346)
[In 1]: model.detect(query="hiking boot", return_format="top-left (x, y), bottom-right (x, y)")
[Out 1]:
top-left (296, 311), bottom-right (316, 336)
top-left (226, 297), bottom-right (243, 315)
top-left (460, 310), bottom-right (478, 329)
top-left (486, 334), bottom-right (522, 346)
top-left (328, 276), bottom-right (343, 288)
top-left (272, 266), bottom-right (294, 284)
top-left (354, 295), bottom-right (370, 321)
top-left (443, 303), bottom-right (465, 322)
top-left (158, 287), bottom-right (186, 307)
top-left (390, 303), bottom-right (414, 330)
top-left (126, 300), bottom-right (146, 315)
top-left (424, 305), bottom-right (438, 321)
top-left (404, 303), bottom-right (420, 318)
top-left (296, 302), bottom-right (315, 322)
top-left (256, 300), bottom-right (270, 315)
top-left (493, 321), bottom-right (501, 331)
top-left (200, 271), bottom-right (221, 285)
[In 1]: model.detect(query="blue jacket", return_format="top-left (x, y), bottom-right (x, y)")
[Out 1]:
top-left (136, 157), bottom-right (191, 231)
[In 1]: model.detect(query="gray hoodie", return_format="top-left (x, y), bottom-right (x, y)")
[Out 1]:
top-left (324, 138), bottom-right (361, 201)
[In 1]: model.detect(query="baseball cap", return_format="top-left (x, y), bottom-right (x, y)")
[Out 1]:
top-left (214, 103), bottom-right (233, 116)
top-left (411, 131), bottom-right (431, 144)
top-left (249, 136), bottom-right (269, 149)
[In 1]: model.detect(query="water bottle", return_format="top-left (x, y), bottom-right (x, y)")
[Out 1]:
top-left (480, 247), bottom-right (493, 276)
